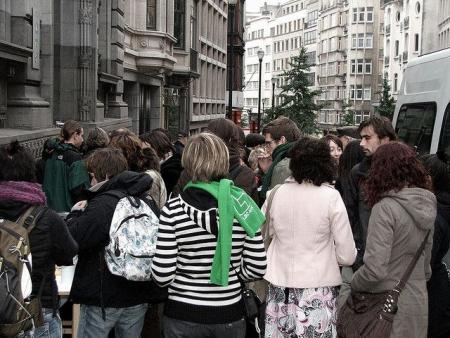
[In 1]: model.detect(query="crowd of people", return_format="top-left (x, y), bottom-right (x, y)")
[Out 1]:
top-left (0, 115), bottom-right (449, 338)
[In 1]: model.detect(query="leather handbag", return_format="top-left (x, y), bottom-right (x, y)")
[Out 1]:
top-left (337, 230), bottom-right (431, 338)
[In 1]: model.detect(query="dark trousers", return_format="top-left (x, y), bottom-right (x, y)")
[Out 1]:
top-left (161, 316), bottom-right (246, 338)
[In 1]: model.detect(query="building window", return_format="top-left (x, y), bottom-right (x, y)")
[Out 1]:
top-left (414, 33), bottom-right (420, 51)
top-left (394, 73), bottom-right (398, 92)
top-left (365, 59), bottom-right (372, 74)
top-left (364, 88), bottom-right (371, 100)
top-left (174, 0), bottom-right (185, 48)
top-left (265, 62), bottom-right (270, 72)
top-left (352, 8), bottom-right (358, 23)
top-left (366, 33), bottom-right (373, 48)
top-left (415, 2), bottom-right (421, 14)
top-left (358, 33), bottom-right (365, 48)
top-left (359, 7), bottom-right (365, 22)
top-left (367, 7), bottom-right (374, 22)
top-left (304, 31), bottom-right (317, 45)
top-left (395, 40), bottom-right (399, 56)
top-left (146, 0), bottom-right (157, 30)
top-left (357, 59), bottom-right (364, 73)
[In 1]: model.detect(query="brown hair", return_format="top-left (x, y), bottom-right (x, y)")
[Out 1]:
top-left (363, 142), bottom-right (431, 207)
top-left (182, 133), bottom-right (229, 182)
top-left (140, 130), bottom-right (174, 159)
top-left (322, 134), bottom-right (343, 150)
top-left (85, 148), bottom-right (128, 181)
top-left (262, 116), bottom-right (302, 142)
top-left (61, 120), bottom-right (82, 141)
top-left (207, 118), bottom-right (239, 146)
top-left (109, 132), bottom-right (144, 172)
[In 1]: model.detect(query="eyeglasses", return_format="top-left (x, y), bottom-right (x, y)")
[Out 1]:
top-left (264, 140), bottom-right (277, 147)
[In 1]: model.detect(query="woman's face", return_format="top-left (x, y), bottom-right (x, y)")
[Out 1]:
top-left (329, 140), bottom-right (343, 162)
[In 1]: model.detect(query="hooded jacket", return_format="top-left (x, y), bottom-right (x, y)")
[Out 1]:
top-left (67, 171), bottom-right (162, 307)
top-left (352, 188), bottom-right (436, 338)
top-left (151, 188), bottom-right (266, 324)
top-left (43, 142), bottom-right (90, 212)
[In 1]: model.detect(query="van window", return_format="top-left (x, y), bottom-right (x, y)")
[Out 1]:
top-left (395, 102), bottom-right (437, 154)
top-left (439, 103), bottom-right (450, 151)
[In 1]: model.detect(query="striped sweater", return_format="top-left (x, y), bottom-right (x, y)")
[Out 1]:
top-left (151, 188), bottom-right (267, 324)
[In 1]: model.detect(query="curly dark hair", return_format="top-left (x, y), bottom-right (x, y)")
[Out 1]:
top-left (0, 140), bottom-right (36, 182)
top-left (288, 137), bottom-right (335, 186)
top-left (421, 150), bottom-right (450, 193)
top-left (363, 142), bottom-right (431, 207)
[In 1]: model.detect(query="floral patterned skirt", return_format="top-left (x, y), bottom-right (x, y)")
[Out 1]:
top-left (265, 284), bottom-right (339, 338)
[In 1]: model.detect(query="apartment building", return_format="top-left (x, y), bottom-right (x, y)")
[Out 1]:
top-left (422, 0), bottom-right (450, 53)
top-left (243, 7), bottom-right (276, 116)
top-left (243, 1), bottom-right (318, 119)
top-left (317, 0), bottom-right (384, 127)
top-left (381, 0), bottom-right (423, 99)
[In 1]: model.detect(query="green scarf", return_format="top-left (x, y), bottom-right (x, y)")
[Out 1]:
top-left (184, 179), bottom-right (265, 286)
top-left (261, 142), bottom-right (294, 197)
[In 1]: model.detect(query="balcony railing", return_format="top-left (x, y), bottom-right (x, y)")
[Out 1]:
top-left (384, 56), bottom-right (390, 66)
top-left (404, 16), bottom-right (409, 29)
top-left (190, 49), bottom-right (198, 73)
top-left (402, 51), bottom-right (408, 63)
top-left (385, 24), bottom-right (391, 36)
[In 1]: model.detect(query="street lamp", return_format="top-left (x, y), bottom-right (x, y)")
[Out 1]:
top-left (271, 77), bottom-right (277, 109)
top-left (227, 0), bottom-right (238, 120)
top-left (257, 48), bottom-right (264, 133)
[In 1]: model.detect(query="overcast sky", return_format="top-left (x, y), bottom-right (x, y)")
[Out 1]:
top-left (246, 0), bottom-right (280, 13)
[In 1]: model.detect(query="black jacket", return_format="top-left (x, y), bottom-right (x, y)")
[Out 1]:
top-left (341, 157), bottom-right (371, 270)
top-left (427, 191), bottom-right (450, 338)
top-left (67, 171), bottom-right (163, 308)
top-left (0, 201), bottom-right (78, 309)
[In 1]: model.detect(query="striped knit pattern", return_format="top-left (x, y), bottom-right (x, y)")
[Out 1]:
top-left (151, 195), bottom-right (267, 307)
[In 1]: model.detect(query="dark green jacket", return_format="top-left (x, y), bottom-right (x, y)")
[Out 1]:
top-left (43, 142), bottom-right (90, 212)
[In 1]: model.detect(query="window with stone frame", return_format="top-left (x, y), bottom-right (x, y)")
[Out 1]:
top-left (190, 0), bottom-right (198, 49)
top-left (147, 0), bottom-right (157, 30)
top-left (174, 0), bottom-right (186, 49)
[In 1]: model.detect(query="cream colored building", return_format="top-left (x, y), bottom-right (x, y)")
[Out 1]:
top-left (382, 0), bottom-right (423, 99)
top-left (317, 0), bottom-right (384, 127)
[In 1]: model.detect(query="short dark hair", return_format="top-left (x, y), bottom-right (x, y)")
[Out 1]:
top-left (0, 140), bottom-right (37, 182)
top-left (288, 137), bottom-right (335, 186)
top-left (61, 120), bottom-right (82, 141)
top-left (421, 151), bottom-right (450, 193)
top-left (245, 133), bottom-right (265, 148)
top-left (85, 148), bottom-right (128, 181)
top-left (358, 116), bottom-right (397, 141)
top-left (262, 116), bottom-right (302, 142)
top-left (363, 142), bottom-right (430, 207)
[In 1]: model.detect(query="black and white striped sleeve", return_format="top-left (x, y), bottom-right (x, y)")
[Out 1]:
top-left (151, 205), bottom-right (178, 287)
top-left (240, 230), bottom-right (267, 281)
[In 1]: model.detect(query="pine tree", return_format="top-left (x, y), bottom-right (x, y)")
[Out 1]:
top-left (340, 100), bottom-right (355, 126)
top-left (376, 78), bottom-right (396, 121)
top-left (264, 47), bottom-right (323, 135)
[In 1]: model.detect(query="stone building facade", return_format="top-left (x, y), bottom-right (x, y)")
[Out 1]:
top-left (0, 0), bottom-right (228, 152)
top-left (422, 0), bottom-right (450, 53)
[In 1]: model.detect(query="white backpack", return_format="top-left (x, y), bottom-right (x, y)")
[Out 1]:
top-left (104, 192), bottom-right (159, 281)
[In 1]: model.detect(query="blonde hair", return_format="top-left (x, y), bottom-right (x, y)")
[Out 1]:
top-left (182, 133), bottom-right (229, 182)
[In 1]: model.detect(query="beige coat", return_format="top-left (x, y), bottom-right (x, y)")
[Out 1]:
top-left (351, 188), bottom-right (436, 338)
top-left (262, 178), bottom-right (357, 288)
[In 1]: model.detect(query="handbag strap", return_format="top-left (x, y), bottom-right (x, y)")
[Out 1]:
top-left (393, 229), bottom-right (431, 294)
top-left (261, 184), bottom-right (282, 241)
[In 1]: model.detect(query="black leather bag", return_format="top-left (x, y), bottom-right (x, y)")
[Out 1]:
top-left (337, 230), bottom-right (431, 338)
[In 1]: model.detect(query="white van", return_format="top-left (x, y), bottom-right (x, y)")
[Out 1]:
top-left (392, 48), bottom-right (450, 154)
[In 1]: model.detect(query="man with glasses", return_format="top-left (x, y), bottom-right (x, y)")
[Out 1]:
top-left (259, 117), bottom-right (302, 201)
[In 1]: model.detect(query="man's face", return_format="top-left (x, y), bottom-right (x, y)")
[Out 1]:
top-left (264, 133), bottom-right (285, 155)
top-left (74, 128), bottom-right (84, 148)
top-left (360, 126), bottom-right (389, 156)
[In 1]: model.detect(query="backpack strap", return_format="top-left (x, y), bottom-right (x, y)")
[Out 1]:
top-left (22, 206), bottom-right (47, 233)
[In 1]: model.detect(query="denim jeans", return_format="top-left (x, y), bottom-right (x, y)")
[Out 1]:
top-left (77, 303), bottom-right (148, 338)
top-left (161, 316), bottom-right (246, 338)
top-left (20, 308), bottom-right (62, 338)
